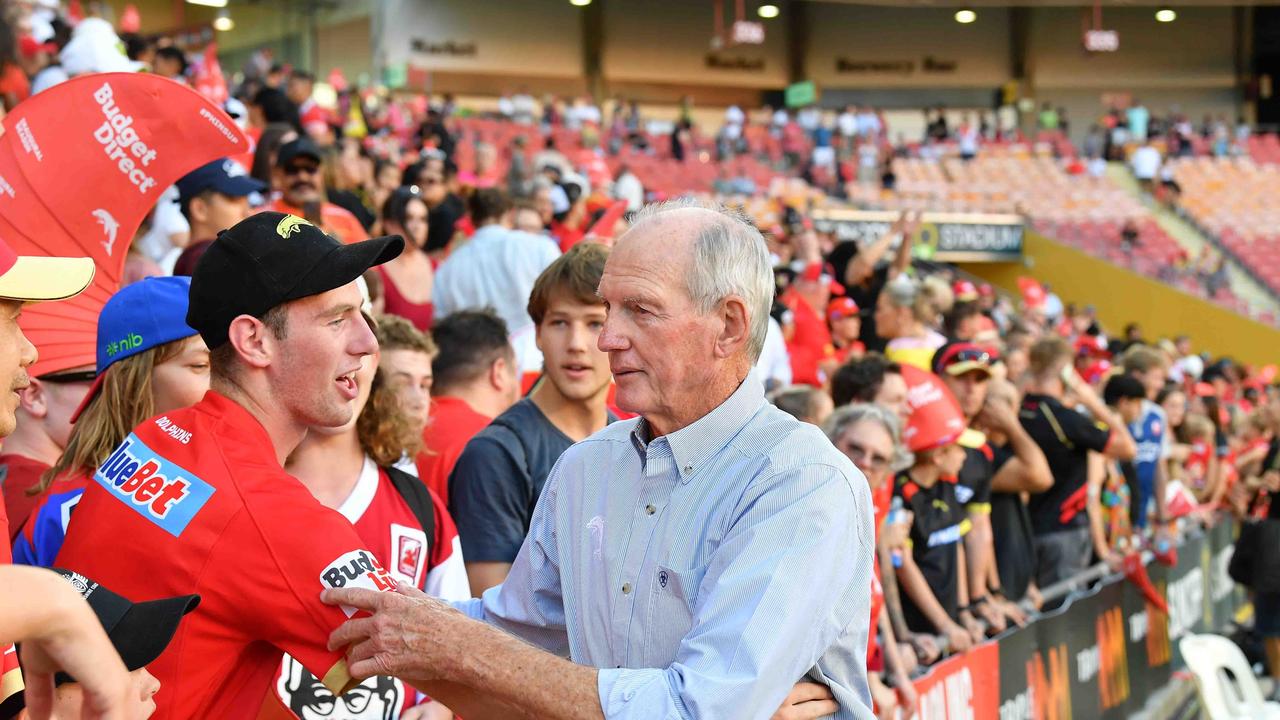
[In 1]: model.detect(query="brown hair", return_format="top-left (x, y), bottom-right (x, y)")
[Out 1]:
top-left (1121, 345), bottom-right (1167, 375)
top-left (527, 242), bottom-right (608, 327)
top-left (373, 314), bottom-right (436, 356)
top-left (33, 339), bottom-right (191, 495)
top-left (1028, 336), bottom-right (1073, 380)
top-left (356, 373), bottom-right (424, 467)
top-left (357, 315), bottom-right (437, 466)
top-left (209, 304), bottom-right (289, 381)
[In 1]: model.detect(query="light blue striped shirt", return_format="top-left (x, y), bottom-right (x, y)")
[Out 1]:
top-left (454, 370), bottom-right (875, 719)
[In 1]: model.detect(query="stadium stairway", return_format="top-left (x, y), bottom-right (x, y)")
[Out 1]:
top-left (1103, 163), bottom-right (1280, 321)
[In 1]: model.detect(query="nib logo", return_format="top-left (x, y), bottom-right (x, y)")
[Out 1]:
top-left (92, 208), bottom-right (120, 256)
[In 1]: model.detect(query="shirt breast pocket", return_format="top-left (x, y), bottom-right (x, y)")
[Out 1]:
top-left (644, 564), bottom-right (703, 660)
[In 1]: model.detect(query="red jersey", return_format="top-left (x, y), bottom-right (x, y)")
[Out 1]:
top-left (416, 396), bottom-right (491, 503)
top-left (0, 480), bottom-right (19, 714)
top-left (55, 392), bottom-right (394, 720)
top-left (261, 459), bottom-right (469, 720)
top-left (0, 453), bottom-right (50, 539)
top-left (781, 288), bottom-right (835, 387)
top-left (265, 200), bottom-right (369, 245)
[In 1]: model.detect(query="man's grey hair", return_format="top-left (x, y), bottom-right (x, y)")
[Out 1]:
top-left (629, 198), bottom-right (774, 361)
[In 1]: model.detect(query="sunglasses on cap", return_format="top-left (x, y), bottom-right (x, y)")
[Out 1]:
top-left (944, 347), bottom-right (993, 367)
top-left (39, 369), bottom-right (98, 385)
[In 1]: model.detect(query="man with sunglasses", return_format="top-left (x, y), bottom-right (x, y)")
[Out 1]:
top-left (0, 364), bottom-right (95, 537)
top-left (267, 138), bottom-right (369, 245)
top-left (933, 341), bottom-right (1048, 632)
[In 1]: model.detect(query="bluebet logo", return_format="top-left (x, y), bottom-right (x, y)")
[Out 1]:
top-left (93, 434), bottom-right (214, 537)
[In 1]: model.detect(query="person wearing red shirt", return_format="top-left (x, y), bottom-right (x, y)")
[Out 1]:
top-left (270, 317), bottom-right (467, 720)
top-left (54, 212), bottom-right (404, 720)
top-left (781, 261), bottom-right (841, 387)
top-left (15, 277), bottom-right (209, 568)
top-left (415, 310), bottom-right (521, 502)
top-left (267, 138), bottom-right (369, 245)
top-left (827, 296), bottom-right (865, 365)
top-left (0, 234), bottom-right (95, 717)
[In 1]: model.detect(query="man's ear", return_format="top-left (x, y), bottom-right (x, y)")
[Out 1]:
top-left (226, 315), bottom-right (275, 370)
top-left (17, 378), bottom-right (47, 419)
top-left (490, 355), bottom-right (509, 392)
top-left (714, 296), bottom-right (751, 360)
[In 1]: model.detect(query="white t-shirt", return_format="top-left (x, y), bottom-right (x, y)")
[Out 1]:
top-left (837, 112), bottom-right (857, 138)
top-left (755, 317), bottom-right (792, 389)
top-left (1131, 145), bottom-right (1162, 180)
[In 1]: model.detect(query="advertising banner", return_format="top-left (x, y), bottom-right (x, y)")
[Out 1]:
top-left (812, 209), bottom-right (1024, 262)
top-left (912, 525), bottom-right (1243, 718)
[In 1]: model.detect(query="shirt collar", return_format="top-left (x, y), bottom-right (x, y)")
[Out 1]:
top-left (198, 390), bottom-right (279, 460)
top-left (630, 369), bottom-right (765, 484)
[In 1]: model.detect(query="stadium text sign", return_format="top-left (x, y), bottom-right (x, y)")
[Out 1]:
top-left (812, 209), bottom-right (1024, 262)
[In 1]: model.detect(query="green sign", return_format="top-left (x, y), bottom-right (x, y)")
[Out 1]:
top-left (785, 80), bottom-right (817, 108)
top-left (383, 64), bottom-right (407, 89)
top-left (812, 209), bottom-right (1024, 262)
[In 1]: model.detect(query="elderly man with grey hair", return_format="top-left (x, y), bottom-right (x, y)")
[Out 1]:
top-left (323, 199), bottom-right (876, 720)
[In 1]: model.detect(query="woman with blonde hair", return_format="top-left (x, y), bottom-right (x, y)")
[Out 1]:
top-left (875, 274), bottom-right (954, 370)
top-left (14, 277), bottom-right (210, 566)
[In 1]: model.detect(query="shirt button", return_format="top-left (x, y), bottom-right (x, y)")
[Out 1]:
top-left (683, 464), bottom-right (693, 473)
top-left (622, 582), bottom-right (632, 594)
top-left (645, 504), bottom-right (657, 515)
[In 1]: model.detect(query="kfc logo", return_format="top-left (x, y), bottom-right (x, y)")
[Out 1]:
top-left (320, 550), bottom-right (396, 617)
top-left (277, 655), bottom-right (403, 720)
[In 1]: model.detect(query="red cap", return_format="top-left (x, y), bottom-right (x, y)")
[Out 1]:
top-left (1018, 276), bottom-right (1046, 309)
top-left (1082, 359), bottom-right (1113, 385)
top-left (978, 283), bottom-right (995, 297)
top-left (1074, 334), bottom-right (1110, 358)
top-left (1193, 381), bottom-right (1217, 398)
top-left (18, 36), bottom-right (57, 59)
top-left (901, 365), bottom-right (967, 453)
top-left (827, 296), bottom-right (860, 321)
top-left (800, 261), bottom-right (845, 296)
top-left (952, 279), bottom-right (979, 302)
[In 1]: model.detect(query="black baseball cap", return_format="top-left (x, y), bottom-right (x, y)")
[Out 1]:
top-left (50, 568), bottom-right (199, 678)
top-left (186, 211), bottom-right (403, 349)
top-left (275, 137), bottom-right (323, 169)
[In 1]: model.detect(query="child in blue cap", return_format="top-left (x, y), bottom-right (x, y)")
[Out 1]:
top-left (14, 276), bottom-right (207, 567)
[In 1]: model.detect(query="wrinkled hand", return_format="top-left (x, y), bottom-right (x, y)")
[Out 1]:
top-left (324, 583), bottom-right (463, 685)
top-left (401, 701), bottom-right (454, 720)
top-left (770, 681), bottom-right (839, 720)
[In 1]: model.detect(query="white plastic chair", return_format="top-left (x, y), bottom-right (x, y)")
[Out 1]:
top-left (1179, 633), bottom-right (1280, 720)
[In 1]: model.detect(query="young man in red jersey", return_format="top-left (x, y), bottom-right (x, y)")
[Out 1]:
top-left (55, 212), bottom-right (404, 719)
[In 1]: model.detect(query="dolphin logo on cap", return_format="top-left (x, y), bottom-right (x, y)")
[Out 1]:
top-left (276, 214), bottom-right (310, 239)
